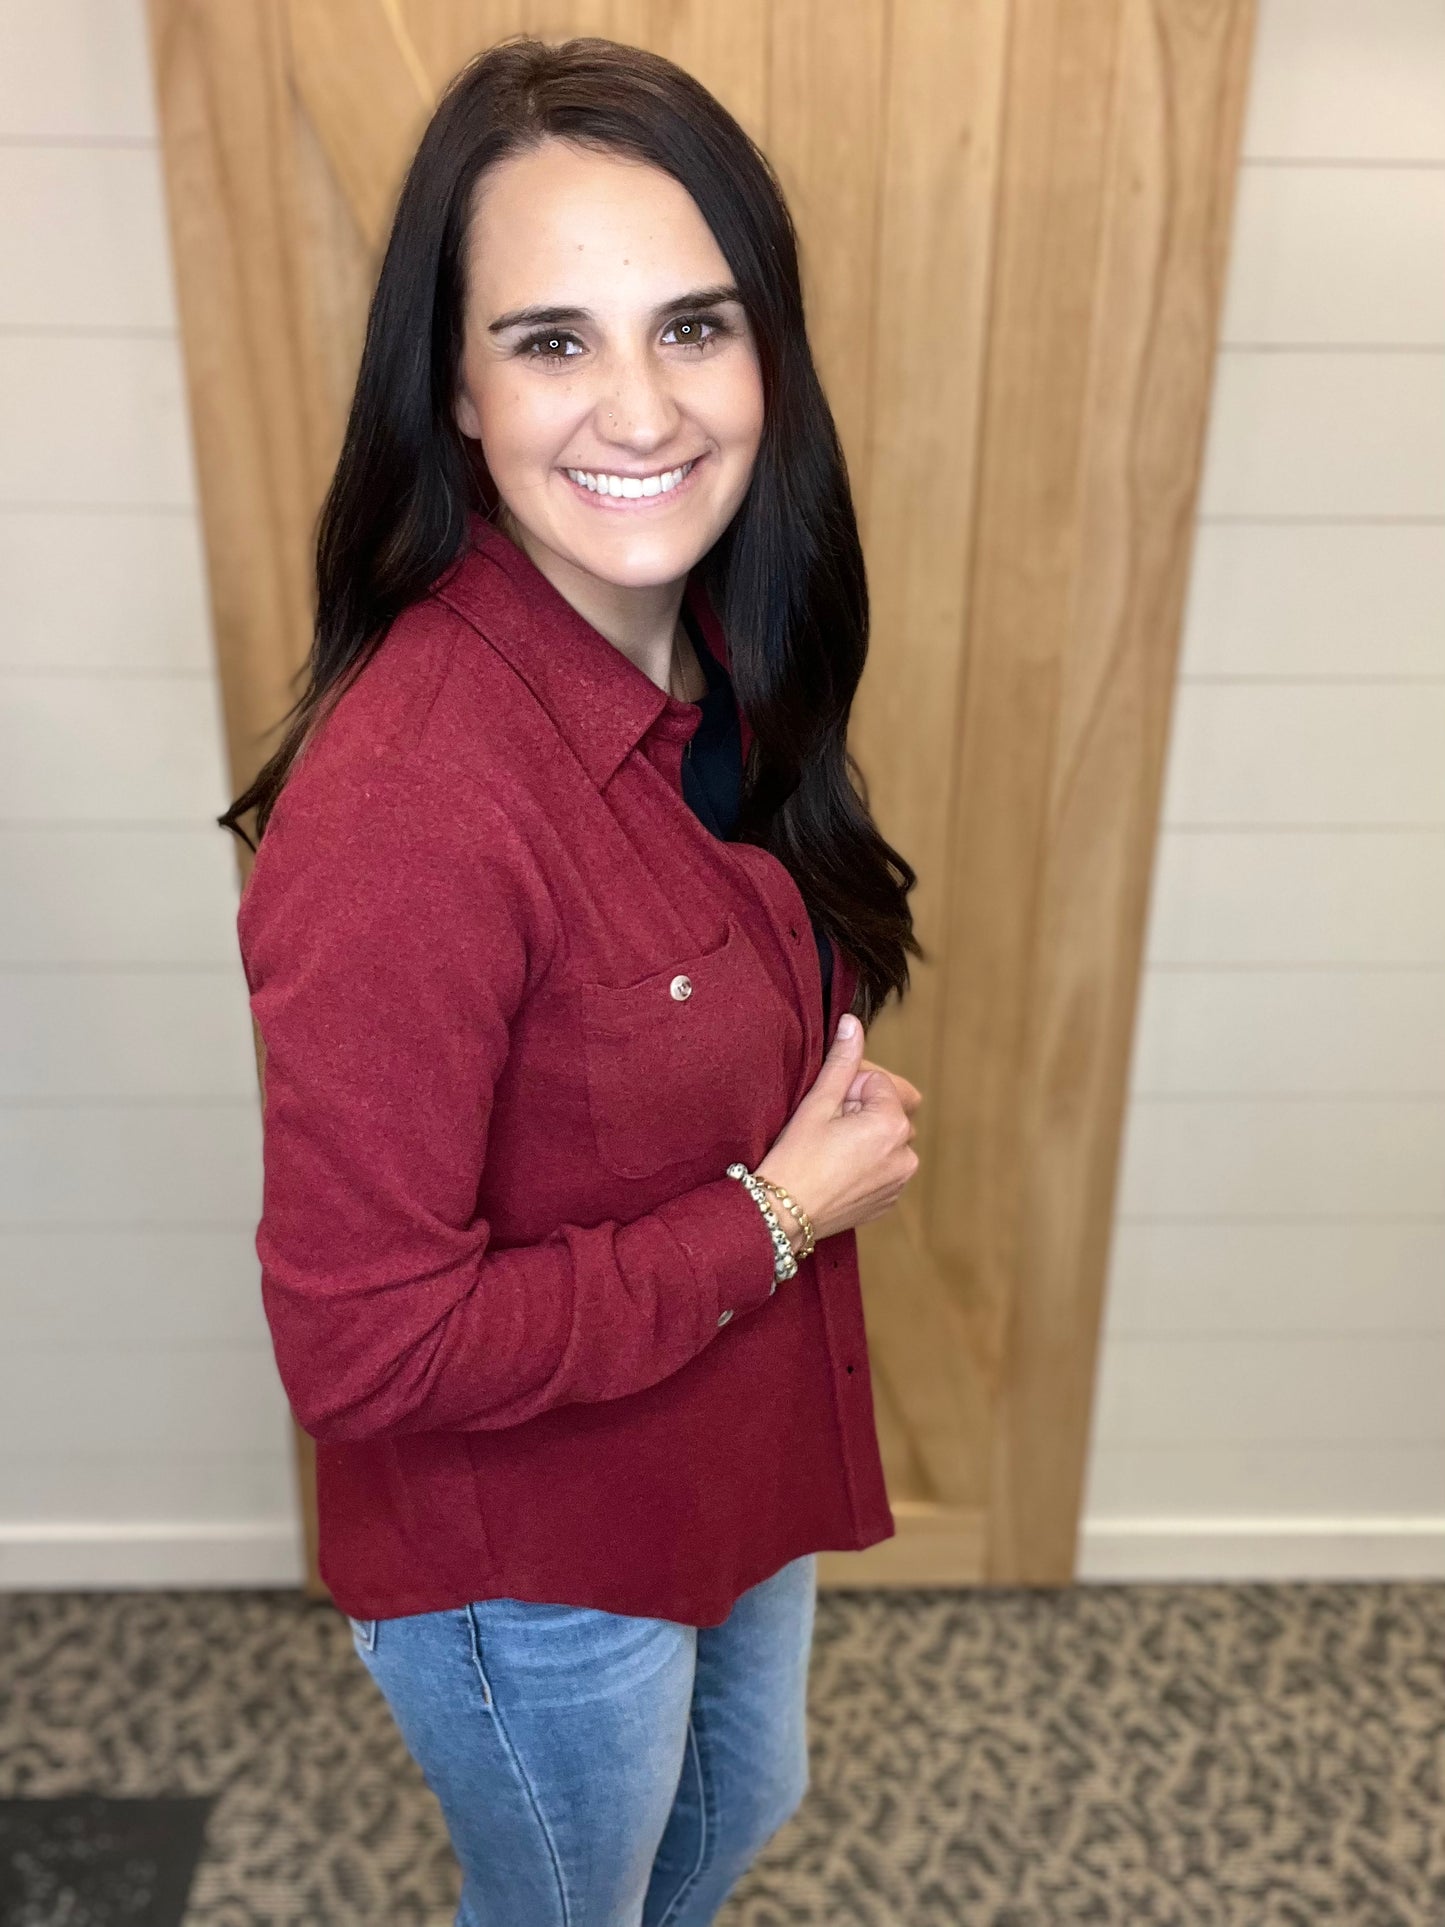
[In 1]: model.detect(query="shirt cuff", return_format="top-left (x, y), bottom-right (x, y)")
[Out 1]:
top-left (653, 1173), bottom-right (783, 1343)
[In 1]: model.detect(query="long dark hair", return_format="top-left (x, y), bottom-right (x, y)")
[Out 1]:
top-left (219, 33), bottom-right (921, 1024)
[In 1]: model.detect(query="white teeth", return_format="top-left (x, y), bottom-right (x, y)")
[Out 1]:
top-left (564, 460), bottom-right (694, 497)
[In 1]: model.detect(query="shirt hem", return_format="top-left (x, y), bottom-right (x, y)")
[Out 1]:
top-left (321, 1511), bottom-right (898, 1629)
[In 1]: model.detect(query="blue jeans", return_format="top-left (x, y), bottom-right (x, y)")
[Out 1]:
top-left (346, 1552), bottom-right (818, 1926)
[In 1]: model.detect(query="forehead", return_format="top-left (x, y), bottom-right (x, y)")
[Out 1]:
top-left (465, 139), bottom-right (729, 305)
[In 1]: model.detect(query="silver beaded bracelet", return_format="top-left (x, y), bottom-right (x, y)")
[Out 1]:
top-left (726, 1163), bottom-right (799, 1290)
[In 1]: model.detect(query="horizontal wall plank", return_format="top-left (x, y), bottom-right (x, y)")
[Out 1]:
top-left (0, 675), bottom-right (232, 821)
top-left (0, 335), bottom-right (195, 508)
top-left (0, 1102), bottom-right (261, 1226)
top-left (1198, 350), bottom-right (1445, 518)
top-left (0, 147), bottom-right (175, 328)
top-left (1102, 1220), bottom-right (1445, 1335)
top-left (0, 827), bottom-right (241, 964)
top-left (0, 0), bottom-right (156, 142)
top-left (1146, 829), bottom-right (1445, 965)
top-left (0, 1451), bottom-right (293, 1523)
top-left (0, 1225), bottom-right (266, 1347)
top-left (0, 1344), bottom-right (291, 1460)
top-left (1084, 1440), bottom-right (1445, 1516)
top-left (1179, 523), bottom-right (1445, 680)
top-left (1221, 164), bottom-right (1445, 347)
top-left (2, 968), bottom-right (257, 1099)
top-left (1089, 1332), bottom-right (1445, 1446)
top-left (1242, 0), bottom-right (1445, 163)
top-left (1161, 685), bottom-right (1445, 826)
top-left (1116, 1096), bottom-right (1445, 1219)
top-left (0, 510), bottom-right (213, 673)
top-left (1130, 967), bottom-right (1445, 1094)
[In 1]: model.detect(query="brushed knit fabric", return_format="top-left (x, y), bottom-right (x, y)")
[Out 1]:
top-left (236, 511), bottom-right (896, 1627)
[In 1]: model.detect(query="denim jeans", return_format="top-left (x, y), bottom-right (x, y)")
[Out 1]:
top-left (346, 1552), bottom-right (818, 1927)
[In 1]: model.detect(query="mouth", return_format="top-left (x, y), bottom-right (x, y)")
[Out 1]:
top-left (559, 454), bottom-right (706, 510)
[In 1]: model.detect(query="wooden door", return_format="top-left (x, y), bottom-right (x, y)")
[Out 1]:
top-left (146, 0), bottom-right (1255, 1594)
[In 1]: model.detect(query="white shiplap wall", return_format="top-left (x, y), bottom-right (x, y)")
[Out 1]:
top-left (1078, 0), bottom-right (1445, 1581)
top-left (0, 0), bottom-right (1439, 1589)
top-left (0, 0), bottom-right (300, 1586)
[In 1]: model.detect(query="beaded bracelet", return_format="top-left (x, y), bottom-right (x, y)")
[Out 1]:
top-left (726, 1163), bottom-right (799, 1290)
top-left (755, 1176), bottom-right (816, 1260)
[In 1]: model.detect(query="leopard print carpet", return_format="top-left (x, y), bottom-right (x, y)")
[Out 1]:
top-left (0, 1582), bottom-right (1440, 1925)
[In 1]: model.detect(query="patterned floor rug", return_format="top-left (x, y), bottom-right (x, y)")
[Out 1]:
top-left (0, 1581), bottom-right (1440, 1925)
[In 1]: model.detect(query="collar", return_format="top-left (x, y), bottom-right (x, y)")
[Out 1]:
top-left (431, 510), bottom-right (747, 789)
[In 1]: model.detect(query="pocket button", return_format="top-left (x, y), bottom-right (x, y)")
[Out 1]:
top-left (670, 974), bottom-right (693, 1001)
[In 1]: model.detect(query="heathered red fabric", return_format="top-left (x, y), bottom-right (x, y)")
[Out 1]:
top-left (236, 511), bottom-right (896, 1628)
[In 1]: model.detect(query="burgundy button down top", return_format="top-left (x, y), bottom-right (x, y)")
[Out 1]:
top-left (237, 511), bottom-right (896, 1627)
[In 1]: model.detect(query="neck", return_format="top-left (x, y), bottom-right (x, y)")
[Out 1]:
top-left (501, 506), bottom-right (695, 697)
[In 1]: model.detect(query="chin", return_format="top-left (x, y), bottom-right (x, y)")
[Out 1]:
top-left (561, 523), bottom-right (718, 588)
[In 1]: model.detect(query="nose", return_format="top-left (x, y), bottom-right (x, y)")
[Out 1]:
top-left (594, 343), bottom-right (682, 454)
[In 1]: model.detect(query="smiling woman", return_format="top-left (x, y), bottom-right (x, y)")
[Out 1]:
top-left (220, 31), bottom-right (920, 1927)
top-left (454, 139), bottom-right (766, 631)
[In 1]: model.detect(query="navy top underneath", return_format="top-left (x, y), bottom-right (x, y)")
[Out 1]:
top-left (678, 604), bottom-right (834, 1017)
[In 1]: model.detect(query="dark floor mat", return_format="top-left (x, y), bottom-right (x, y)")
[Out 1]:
top-left (0, 1795), bottom-right (214, 1927)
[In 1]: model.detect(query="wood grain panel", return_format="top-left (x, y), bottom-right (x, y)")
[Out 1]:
top-left (765, 2), bottom-right (889, 581)
top-left (851, 0), bottom-right (1009, 984)
top-left (818, 1500), bottom-right (987, 1590)
top-left (400, 1), bottom-right (526, 88)
top-left (952, 0), bottom-right (1256, 1580)
top-left (146, 0), bottom-right (328, 811)
top-left (842, 0), bottom-right (1011, 1540)
top-left (288, 0), bottom-right (433, 252)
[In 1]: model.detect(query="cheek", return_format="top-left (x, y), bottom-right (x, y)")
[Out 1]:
top-left (705, 356), bottom-right (766, 456)
top-left (474, 373), bottom-right (579, 476)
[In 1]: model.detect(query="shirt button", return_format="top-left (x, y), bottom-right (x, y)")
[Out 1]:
top-left (670, 974), bottom-right (693, 1001)
top-left (716, 1308), bottom-right (733, 1325)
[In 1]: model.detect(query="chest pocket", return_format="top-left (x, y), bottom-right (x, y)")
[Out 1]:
top-left (578, 914), bottom-right (800, 1182)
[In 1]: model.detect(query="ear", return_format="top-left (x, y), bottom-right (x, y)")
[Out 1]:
top-left (455, 387), bottom-right (480, 439)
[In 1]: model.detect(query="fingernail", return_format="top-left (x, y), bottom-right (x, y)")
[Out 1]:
top-left (837, 1014), bottom-right (859, 1040)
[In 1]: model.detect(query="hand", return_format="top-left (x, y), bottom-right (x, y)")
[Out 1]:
top-left (754, 1015), bottom-right (919, 1250)
top-left (844, 1056), bottom-right (921, 1119)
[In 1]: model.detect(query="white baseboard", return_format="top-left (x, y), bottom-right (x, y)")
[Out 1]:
top-left (1, 1516), bottom-right (1441, 1592)
top-left (0, 1521), bottom-right (305, 1590)
top-left (1079, 1514), bottom-right (1445, 1582)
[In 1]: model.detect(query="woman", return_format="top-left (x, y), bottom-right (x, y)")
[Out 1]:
top-left (226, 34), bottom-right (922, 1927)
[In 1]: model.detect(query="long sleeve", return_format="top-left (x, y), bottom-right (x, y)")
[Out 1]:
top-left (237, 755), bottom-right (780, 1447)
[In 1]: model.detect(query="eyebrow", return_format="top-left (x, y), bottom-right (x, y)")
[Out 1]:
top-left (487, 283), bottom-right (744, 335)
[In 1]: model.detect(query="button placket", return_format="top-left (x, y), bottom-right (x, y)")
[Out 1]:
top-left (725, 844), bottom-right (824, 1110)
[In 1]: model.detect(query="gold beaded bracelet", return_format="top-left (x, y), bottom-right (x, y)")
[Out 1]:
top-left (755, 1176), bottom-right (817, 1261)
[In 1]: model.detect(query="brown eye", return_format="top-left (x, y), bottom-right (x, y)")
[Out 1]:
top-left (519, 330), bottom-right (582, 362)
top-left (664, 314), bottom-right (729, 351)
